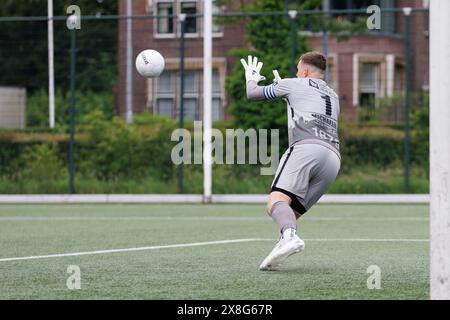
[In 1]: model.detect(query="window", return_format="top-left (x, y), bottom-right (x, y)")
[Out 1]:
top-left (182, 71), bottom-right (198, 120)
top-left (157, 72), bottom-right (173, 93)
top-left (183, 71), bottom-right (197, 93)
top-left (354, 55), bottom-right (404, 108)
top-left (359, 63), bottom-right (379, 106)
top-left (423, 2), bottom-right (429, 37)
top-left (329, 0), bottom-right (396, 33)
top-left (156, 2), bottom-right (174, 34)
top-left (330, 0), bottom-right (377, 22)
top-left (157, 99), bottom-right (174, 117)
top-left (394, 64), bottom-right (405, 94)
top-left (156, 1), bottom-right (222, 38)
top-left (380, 0), bottom-right (396, 34)
top-left (183, 98), bottom-right (197, 120)
top-left (212, 70), bottom-right (223, 120)
top-left (180, 1), bottom-right (197, 34)
top-left (153, 66), bottom-right (224, 121)
top-left (361, 63), bottom-right (377, 88)
top-left (212, 98), bottom-right (222, 121)
top-left (330, 0), bottom-right (381, 12)
top-left (212, 70), bottom-right (221, 93)
top-left (212, 1), bottom-right (223, 34)
top-left (155, 71), bottom-right (175, 118)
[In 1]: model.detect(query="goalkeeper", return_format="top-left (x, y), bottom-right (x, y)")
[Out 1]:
top-left (241, 52), bottom-right (341, 271)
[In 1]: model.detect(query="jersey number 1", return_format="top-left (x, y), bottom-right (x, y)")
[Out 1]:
top-left (321, 95), bottom-right (332, 116)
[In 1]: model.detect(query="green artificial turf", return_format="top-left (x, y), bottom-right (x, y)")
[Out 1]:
top-left (0, 204), bottom-right (429, 299)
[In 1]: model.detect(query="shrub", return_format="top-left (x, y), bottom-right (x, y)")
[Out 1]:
top-left (339, 123), bottom-right (404, 172)
top-left (79, 111), bottom-right (177, 181)
top-left (15, 143), bottom-right (67, 181)
top-left (26, 89), bottom-right (114, 130)
top-left (0, 110), bottom-right (429, 194)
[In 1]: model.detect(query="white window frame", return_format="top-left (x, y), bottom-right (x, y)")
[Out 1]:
top-left (178, 0), bottom-right (199, 38)
top-left (386, 54), bottom-right (395, 97)
top-left (154, 0), bottom-right (176, 39)
top-left (152, 0), bottom-right (224, 39)
top-left (208, 0), bottom-right (224, 38)
top-left (353, 53), bottom-right (387, 107)
top-left (213, 0), bottom-right (225, 38)
top-left (151, 58), bottom-right (226, 121)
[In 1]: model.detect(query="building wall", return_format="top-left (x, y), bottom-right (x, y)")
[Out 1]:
top-left (308, 35), bottom-right (405, 119)
top-left (409, 2), bottom-right (430, 90)
top-left (396, 0), bottom-right (430, 90)
top-left (117, 0), bottom-right (248, 120)
top-left (118, 0), bottom-right (148, 117)
top-left (117, 0), bottom-right (429, 122)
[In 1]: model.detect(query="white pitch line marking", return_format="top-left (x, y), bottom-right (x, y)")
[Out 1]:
top-left (0, 216), bottom-right (429, 222)
top-left (0, 238), bottom-right (429, 263)
top-left (0, 239), bottom-right (270, 263)
top-left (0, 216), bottom-right (267, 221)
top-left (307, 238), bottom-right (429, 242)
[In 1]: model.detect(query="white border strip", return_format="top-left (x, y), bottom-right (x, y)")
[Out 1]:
top-left (0, 216), bottom-right (429, 222)
top-left (212, 194), bottom-right (430, 204)
top-left (319, 194), bottom-right (430, 204)
top-left (0, 194), bottom-right (429, 204)
top-left (0, 194), bottom-right (203, 204)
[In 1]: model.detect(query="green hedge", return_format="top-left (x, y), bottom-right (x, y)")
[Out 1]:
top-left (0, 113), bottom-right (429, 194)
top-left (0, 111), bottom-right (178, 182)
top-left (0, 118), bottom-right (428, 177)
top-left (26, 89), bottom-right (114, 129)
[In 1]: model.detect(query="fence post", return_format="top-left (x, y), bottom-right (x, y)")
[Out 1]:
top-left (322, 0), bottom-right (330, 83)
top-left (125, 0), bottom-right (133, 124)
top-left (288, 10), bottom-right (298, 77)
top-left (48, 0), bottom-right (55, 129)
top-left (178, 14), bottom-right (186, 194)
top-left (69, 28), bottom-right (77, 194)
top-left (403, 7), bottom-right (412, 193)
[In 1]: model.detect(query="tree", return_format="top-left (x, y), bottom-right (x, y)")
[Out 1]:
top-left (0, 0), bottom-right (118, 93)
top-left (224, 0), bottom-right (368, 148)
top-left (225, 0), bottom-right (321, 148)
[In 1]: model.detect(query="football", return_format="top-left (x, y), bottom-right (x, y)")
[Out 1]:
top-left (135, 49), bottom-right (165, 78)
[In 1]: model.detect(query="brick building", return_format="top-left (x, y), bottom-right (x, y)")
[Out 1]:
top-left (117, 0), bottom-right (429, 121)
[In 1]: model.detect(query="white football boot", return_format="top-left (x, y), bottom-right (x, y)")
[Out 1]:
top-left (259, 229), bottom-right (305, 271)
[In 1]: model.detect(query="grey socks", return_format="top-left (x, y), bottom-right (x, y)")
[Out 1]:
top-left (269, 201), bottom-right (297, 234)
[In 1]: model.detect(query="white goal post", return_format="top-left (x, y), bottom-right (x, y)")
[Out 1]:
top-left (430, 0), bottom-right (450, 300)
top-left (203, 0), bottom-right (213, 203)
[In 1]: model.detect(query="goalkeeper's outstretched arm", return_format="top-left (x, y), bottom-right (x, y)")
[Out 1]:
top-left (246, 80), bottom-right (265, 101)
top-left (241, 55), bottom-right (289, 101)
top-left (241, 55), bottom-right (266, 101)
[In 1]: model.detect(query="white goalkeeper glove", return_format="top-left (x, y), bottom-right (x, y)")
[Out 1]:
top-left (272, 70), bottom-right (287, 102)
top-left (240, 55), bottom-right (266, 83)
top-left (272, 70), bottom-right (282, 84)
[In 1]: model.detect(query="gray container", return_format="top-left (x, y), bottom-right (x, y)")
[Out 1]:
top-left (0, 87), bottom-right (26, 129)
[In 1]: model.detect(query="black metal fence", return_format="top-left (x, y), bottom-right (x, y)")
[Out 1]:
top-left (0, 5), bottom-right (430, 194)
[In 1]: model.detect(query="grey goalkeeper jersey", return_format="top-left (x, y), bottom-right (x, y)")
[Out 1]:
top-left (247, 77), bottom-right (340, 155)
